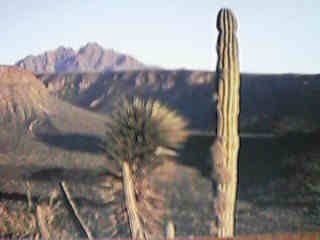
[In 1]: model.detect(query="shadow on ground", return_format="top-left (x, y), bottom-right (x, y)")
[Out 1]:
top-left (175, 133), bottom-right (316, 200)
top-left (37, 133), bottom-right (105, 154)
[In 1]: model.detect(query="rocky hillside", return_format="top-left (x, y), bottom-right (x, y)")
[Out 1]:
top-left (15, 42), bottom-right (148, 74)
top-left (0, 65), bottom-right (50, 126)
top-left (38, 70), bottom-right (320, 133)
top-left (0, 65), bottom-right (108, 153)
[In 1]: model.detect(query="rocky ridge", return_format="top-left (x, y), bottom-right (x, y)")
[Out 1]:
top-left (15, 42), bottom-right (147, 74)
top-left (38, 70), bottom-right (320, 133)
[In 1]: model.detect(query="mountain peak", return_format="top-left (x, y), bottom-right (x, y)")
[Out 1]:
top-left (15, 43), bottom-right (148, 74)
top-left (83, 42), bottom-right (102, 48)
top-left (56, 45), bottom-right (74, 52)
top-left (79, 42), bottom-right (104, 53)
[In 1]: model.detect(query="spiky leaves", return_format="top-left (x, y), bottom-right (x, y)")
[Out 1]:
top-left (104, 97), bottom-right (188, 239)
top-left (105, 97), bottom-right (188, 176)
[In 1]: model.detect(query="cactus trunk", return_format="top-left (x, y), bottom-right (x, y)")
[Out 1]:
top-left (210, 8), bottom-right (240, 237)
top-left (122, 160), bottom-right (146, 240)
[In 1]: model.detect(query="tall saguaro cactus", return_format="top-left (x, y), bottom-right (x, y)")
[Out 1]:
top-left (210, 8), bottom-right (240, 237)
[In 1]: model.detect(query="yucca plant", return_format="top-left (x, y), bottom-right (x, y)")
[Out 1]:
top-left (104, 96), bottom-right (188, 239)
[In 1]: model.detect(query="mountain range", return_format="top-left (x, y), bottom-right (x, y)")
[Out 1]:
top-left (15, 42), bottom-right (149, 74)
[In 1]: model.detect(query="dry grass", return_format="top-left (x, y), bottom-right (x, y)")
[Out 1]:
top-left (0, 201), bottom-right (37, 237)
top-left (0, 188), bottom-right (72, 239)
top-left (35, 188), bottom-right (64, 239)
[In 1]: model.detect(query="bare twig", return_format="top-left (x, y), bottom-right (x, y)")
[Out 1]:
top-left (59, 181), bottom-right (94, 240)
top-left (26, 180), bottom-right (33, 211)
top-left (36, 205), bottom-right (51, 240)
top-left (166, 220), bottom-right (175, 240)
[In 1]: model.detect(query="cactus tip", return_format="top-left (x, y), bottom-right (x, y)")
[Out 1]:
top-left (217, 8), bottom-right (238, 32)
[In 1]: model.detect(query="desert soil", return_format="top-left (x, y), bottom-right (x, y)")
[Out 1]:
top-left (0, 135), bottom-right (319, 238)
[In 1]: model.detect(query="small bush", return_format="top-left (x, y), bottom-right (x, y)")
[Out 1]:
top-left (104, 96), bottom-right (188, 238)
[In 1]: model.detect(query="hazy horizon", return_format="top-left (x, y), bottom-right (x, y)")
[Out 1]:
top-left (2, 1), bottom-right (319, 74)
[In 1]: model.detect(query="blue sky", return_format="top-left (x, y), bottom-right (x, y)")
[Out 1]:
top-left (1, 0), bottom-right (319, 73)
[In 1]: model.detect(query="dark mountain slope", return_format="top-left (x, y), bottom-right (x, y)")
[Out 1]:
top-left (38, 70), bottom-right (320, 133)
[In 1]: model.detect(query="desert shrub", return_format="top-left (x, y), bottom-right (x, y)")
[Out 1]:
top-left (105, 96), bottom-right (188, 176)
top-left (104, 96), bottom-right (188, 238)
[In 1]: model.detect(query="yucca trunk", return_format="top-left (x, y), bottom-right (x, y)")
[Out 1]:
top-left (122, 160), bottom-right (146, 240)
top-left (211, 8), bottom-right (240, 237)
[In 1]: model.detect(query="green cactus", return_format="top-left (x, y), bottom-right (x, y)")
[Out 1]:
top-left (210, 8), bottom-right (241, 237)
